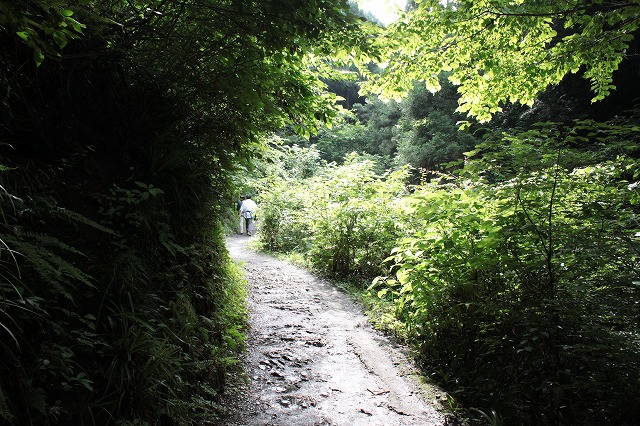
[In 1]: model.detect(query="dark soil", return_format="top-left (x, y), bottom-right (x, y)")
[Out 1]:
top-left (218, 235), bottom-right (446, 426)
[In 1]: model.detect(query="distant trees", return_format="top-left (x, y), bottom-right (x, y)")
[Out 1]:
top-left (296, 77), bottom-right (480, 176)
top-left (395, 78), bottom-right (478, 171)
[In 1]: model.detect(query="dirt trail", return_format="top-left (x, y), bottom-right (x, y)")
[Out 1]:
top-left (219, 235), bottom-right (445, 426)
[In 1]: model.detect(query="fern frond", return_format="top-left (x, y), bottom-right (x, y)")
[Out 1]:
top-left (6, 239), bottom-right (94, 302)
top-left (46, 250), bottom-right (94, 287)
top-left (14, 230), bottom-right (86, 257)
top-left (53, 208), bottom-right (117, 236)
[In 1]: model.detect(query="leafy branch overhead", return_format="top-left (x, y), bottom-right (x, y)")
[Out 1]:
top-left (365, 0), bottom-right (639, 121)
top-left (0, 0), bottom-right (87, 64)
top-left (2, 0), bottom-right (379, 138)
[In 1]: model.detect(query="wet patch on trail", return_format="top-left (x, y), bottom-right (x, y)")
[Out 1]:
top-left (219, 235), bottom-right (445, 426)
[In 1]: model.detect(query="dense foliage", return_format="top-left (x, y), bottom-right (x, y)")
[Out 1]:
top-left (291, 75), bottom-right (482, 177)
top-left (254, 2), bottom-right (640, 423)
top-left (377, 119), bottom-right (640, 424)
top-left (254, 147), bottom-right (409, 281)
top-left (0, 0), bottom-right (371, 424)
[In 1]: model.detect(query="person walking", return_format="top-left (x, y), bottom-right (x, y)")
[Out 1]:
top-left (240, 195), bottom-right (257, 236)
top-left (237, 198), bottom-right (246, 235)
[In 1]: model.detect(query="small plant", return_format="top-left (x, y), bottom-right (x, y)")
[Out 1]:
top-left (471, 408), bottom-right (504, 426)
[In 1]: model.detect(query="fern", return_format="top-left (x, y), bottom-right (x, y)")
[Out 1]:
top-left (14, 230), bottom-right (87, 258)
top-left (13, 239), bottom-right (93, 284)
top-left (52, 207), bottom-right (118, 236)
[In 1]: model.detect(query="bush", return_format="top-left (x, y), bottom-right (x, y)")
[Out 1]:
top-left (257, 153), bottom-right (410, 281)
top-left (374, 120), bottom-right (640, 425)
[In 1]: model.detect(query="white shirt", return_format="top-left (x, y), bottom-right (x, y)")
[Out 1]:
top-left (241, 199), bottom-right (257, 217)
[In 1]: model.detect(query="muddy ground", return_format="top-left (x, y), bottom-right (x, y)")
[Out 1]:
top-left (218, 234), bottom-right (446, 426)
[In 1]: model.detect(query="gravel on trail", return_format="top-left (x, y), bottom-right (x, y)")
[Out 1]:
top-left (218, 234), bottom-right (446, 426)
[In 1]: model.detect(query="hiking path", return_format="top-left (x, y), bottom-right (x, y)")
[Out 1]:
top-left (219, 235), bottom-right (446, 426)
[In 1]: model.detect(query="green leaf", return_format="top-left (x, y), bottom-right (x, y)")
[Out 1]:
top-left (34, 48), bottom-right (44, 66)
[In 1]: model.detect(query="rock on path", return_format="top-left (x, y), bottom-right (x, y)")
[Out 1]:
top-left (219, 235), bottom-right (445, 426)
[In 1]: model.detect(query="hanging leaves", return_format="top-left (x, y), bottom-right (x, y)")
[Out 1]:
top-left (365, 0), bottom-right (639, 121)
top-left (1, 0), bottom-right (88, 65)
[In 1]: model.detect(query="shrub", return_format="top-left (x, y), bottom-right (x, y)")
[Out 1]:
top-left (258, 153), bottom-right (410, 282)
top-left (374, 120), bottom-right (640, 424)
